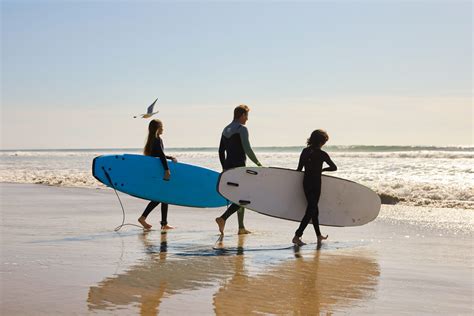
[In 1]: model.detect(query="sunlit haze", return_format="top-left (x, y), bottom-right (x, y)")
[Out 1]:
top-left (2, 1), bottom-right (472, 149)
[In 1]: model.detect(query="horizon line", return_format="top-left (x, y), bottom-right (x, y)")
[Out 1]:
top-left (1, 144), bottom-right (473, 151)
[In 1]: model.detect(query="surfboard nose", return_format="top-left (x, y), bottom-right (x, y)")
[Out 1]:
top-left (92, 156), bottom-right (101, 180)
top-left (92, 155), bottom-right (112, 184)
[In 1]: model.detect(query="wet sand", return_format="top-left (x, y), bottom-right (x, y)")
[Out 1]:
top-left (1, 183), bottom-right (472, 315)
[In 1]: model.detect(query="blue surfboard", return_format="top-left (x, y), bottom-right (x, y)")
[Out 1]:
top-left (92, 154), bottom-right (227, 208)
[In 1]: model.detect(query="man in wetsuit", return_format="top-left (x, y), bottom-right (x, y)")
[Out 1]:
top-left (215, 104), bottom-right (262, 235)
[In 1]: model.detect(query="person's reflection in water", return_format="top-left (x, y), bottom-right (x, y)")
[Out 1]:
top-left (213, 246), bottom-right (380, 315)
top-left (293, 244), bottom-right (303, 259)
top-left (88, 231), bottom-right (169, 315)
top-left (87, 231), bottom-right (234, 315)
top-left (140, 230), bottom-right (168, 259)
top-left (214, 234), bottom-right (246, 283)
top-left (138, 231), bottom-right (168, 315)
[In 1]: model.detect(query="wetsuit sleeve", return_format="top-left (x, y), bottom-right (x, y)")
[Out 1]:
top-left (297, 148), bottom-right (307, 171)
top-left (322, 151), bottom-right (337, 172)
top-left (239, 126), bottom-right (261, 166)
top-left (218, 135), bottom-right (226, 169)
top-left (156, 145), bottom-right (169, 171)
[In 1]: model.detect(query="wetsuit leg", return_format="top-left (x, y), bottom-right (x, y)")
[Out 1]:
top-left (237, 207), bottom-right (245, 229)
top-left (142, 201), bottom-right (160, 218)
top-left (310, 188), bottom-right (322, 237)
top-left (295, 189), bottom-right (317, 237)
top-left (160, 203), bottom-right (169, 226)
top-left (220, 203), bottom-right (241, 220)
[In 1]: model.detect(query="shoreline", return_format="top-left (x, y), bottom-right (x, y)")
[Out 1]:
top-left (1, 183), bottom-right (472, 315)
top-left (1, 144), bottom-right (473, 151)
top-left (1, 181), bottom-right (472, 210)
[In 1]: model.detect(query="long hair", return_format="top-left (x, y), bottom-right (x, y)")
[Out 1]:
top-left (144, 119), bottom-right (162, 156)
top-left (307, 129), bottom-right (329, 147)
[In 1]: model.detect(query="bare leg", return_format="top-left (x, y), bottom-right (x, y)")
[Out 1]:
top-left (292, 235), bottom-right (306, 246)
top-left (215, 217), bottom-right (225, 235)
top-left (138, 216), bottom-right (152, 229)
top-left (139, 201), bottom-right (159, 229)
top-left (237, 207), bottom-right (251, 234)
top-left (238, 228), bottom-right (251, 235)
top-left (161, 224), bottom-right (175, 230)
top-left (317, 234), bottom-right (328, 246)
top-left (159, 203), bottom-right (173, 230)
top-left (216, 204), bottom-right (240, 235)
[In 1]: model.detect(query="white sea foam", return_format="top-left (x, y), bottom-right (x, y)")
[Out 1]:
top-left (1, 147), bottom-right (472, 209)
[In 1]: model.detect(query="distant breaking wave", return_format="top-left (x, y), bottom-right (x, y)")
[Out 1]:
top-left (1, 146), bottom-right (473, 163)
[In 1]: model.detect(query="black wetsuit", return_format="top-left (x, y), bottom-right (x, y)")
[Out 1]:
top-left (295, 146), bottom-right (337, 237)
top-left (141, 136), bottom-right (173, 226)
top-left (218, 120), bottom-right (260, 221)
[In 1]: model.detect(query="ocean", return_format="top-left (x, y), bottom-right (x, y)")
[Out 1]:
top-left (1, 145), bottom-right (472, 209)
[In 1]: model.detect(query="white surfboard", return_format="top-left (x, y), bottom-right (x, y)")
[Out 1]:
top-left (218, 167), bottom-right (381, 227)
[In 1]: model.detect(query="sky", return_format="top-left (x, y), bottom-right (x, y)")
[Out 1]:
top-left (1, 0), bottom-right (472, 149)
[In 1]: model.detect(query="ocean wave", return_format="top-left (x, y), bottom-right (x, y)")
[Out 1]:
top-left (0, 150), bottom-right (141, 158)
top-left (372, 182), bottom-right (474, 209)
top-left (1, 145), bottom-right (472, 156)
top-left (1, 170), bottom-right (472, 210)
top-left (1, 147), bottom-right (472, 210)
top-left (2, 151), bottom-right (471, 161)
top-left (324, 145), bottom-right (473, 152)
top-left (170, 145), bottom-right (474, 153)
top-left (331, 152), bottom-right (473, 159)
top-left (0, 170), bottom-right (102, 188)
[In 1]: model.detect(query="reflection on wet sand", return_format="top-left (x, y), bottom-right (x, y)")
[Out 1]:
top-left (88, 231), bottom-right (235, 314)
top-left (88, 233), bottom-right (379, 315)
top-left (213, 236), bottom-right (380, 315)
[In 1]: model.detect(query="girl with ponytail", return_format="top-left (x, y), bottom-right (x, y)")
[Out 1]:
top-left (138, 119), bottom-right (177, 230)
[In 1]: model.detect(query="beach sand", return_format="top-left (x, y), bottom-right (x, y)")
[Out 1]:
top-left (1, 183), bottom-right (472, 315)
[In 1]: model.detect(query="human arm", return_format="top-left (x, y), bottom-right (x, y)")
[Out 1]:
top-left (155, 140), bottom-right (170, 179)
top-left (166, 155), bottom-right (177, 162)
top-left (322, 152), bottom-right (337, 172)
top-left (156, 149), bottom-right (169, 172)
top-left (240, 126), bottom-right (262, 166)
top-left (218, 135), bottom-right (226, 170)
top-left (297, 148), bottom-right (307, 171)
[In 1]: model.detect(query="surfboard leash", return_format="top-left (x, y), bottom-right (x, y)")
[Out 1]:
top-left (101, 167), bottom-right (143, 231)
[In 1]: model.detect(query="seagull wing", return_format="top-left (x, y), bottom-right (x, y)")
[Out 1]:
top-left (146, 98), bottom-right (158, 114)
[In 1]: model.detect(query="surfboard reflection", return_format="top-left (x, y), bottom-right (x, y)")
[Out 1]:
top-left (88, 233), bottom-right (379, 315)
top-left (213, 237), bottom-right (380, 315)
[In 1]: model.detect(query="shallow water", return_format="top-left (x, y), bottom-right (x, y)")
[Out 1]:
top-left (1, 184), bottom-right (472, 315)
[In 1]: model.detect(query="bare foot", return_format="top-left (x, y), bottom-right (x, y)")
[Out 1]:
top-left (138, 216), bottom-right (152, 229)
top-left (161, 224), bottom-right (175, 230)
top-left (292, 236), bottom-right (306, 246)
top-left (317, 234), bottom-right (328, 245)
top-left (215, 217), bottom-right (225, 235)
top-left (238, 228), bottom-right (251, 235)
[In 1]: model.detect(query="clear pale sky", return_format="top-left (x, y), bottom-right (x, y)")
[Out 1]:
top-left (1, 0), bottom-right (472, 149)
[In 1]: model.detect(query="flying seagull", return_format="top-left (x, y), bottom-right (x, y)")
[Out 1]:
top-left (134, 98), bottom-right (159, 118)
